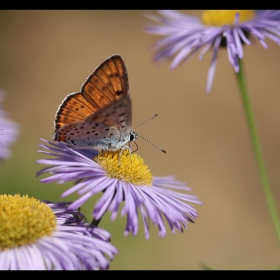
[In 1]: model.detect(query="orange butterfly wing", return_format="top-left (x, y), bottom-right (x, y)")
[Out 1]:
top-left (82, 54), bottom-right (129, 108)
top-left (54, 93), bottom-right (94, 131)
top-left (54, 55), bottom-right (129, 141)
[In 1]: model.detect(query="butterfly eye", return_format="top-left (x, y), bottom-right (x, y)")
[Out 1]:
top-left (130, 132), bottom-right (137, 142)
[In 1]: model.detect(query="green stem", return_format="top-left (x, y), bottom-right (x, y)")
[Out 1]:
top-left (236, 59), bottom-right (280, 246)
top-left (91, 216), bottom-right (103, 226)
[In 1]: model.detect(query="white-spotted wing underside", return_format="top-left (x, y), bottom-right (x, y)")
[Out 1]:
top-left (55, 95), bottom-right (134, 151)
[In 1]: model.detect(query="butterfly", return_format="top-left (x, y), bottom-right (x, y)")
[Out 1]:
top-left (53, 55), bottom-right (138, 152)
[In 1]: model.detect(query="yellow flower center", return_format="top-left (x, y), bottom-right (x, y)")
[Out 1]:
top-left (201, 10), bottom-right (255, 26)
top-left (0, 194), bottom-right (57, 250)
top-left (94, 150), bottom-right (153, 186)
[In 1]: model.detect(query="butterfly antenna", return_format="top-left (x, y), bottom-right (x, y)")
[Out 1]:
top-left (137, 134), bottom-right (166, 154)
top-left (133, 114), bottom-right (158, 130)
top-left (133, 114), bottom-right (166, 153)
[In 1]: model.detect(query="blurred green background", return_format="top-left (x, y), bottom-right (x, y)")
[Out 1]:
top-left (0, 10), bottom-right (280, 270)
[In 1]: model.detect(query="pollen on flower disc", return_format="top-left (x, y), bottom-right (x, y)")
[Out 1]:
top-left (94, 150), bottom-right (153, 186)
top-left (0, 194), bottom-right (57, 250)
top-left (202, 10), bottom-right (255, 26)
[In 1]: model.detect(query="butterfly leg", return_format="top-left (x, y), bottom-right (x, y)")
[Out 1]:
top-left (117, 145), bottom-right (132, 166)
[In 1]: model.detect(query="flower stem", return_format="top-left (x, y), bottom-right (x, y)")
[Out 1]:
top-left (236, 59), bottom-right (280, 246)
top-left (91, 216), bottom-right (103, 226)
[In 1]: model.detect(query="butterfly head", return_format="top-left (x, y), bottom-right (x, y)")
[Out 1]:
top-left (130, 131), bottom-right (138, 142)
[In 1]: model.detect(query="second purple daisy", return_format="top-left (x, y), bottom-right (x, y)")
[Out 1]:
top-left (0, 195), bottom-right (118, 270)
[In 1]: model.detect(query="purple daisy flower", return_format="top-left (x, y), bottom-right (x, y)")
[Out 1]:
top-left (0, 91), bottom-right (19, 159)
top-left (0, 194), bottom-right (118, 270)
top-left (37, 138), bottom-right (202, 239)
top-left (144, 10), bottom-right (280, 93)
